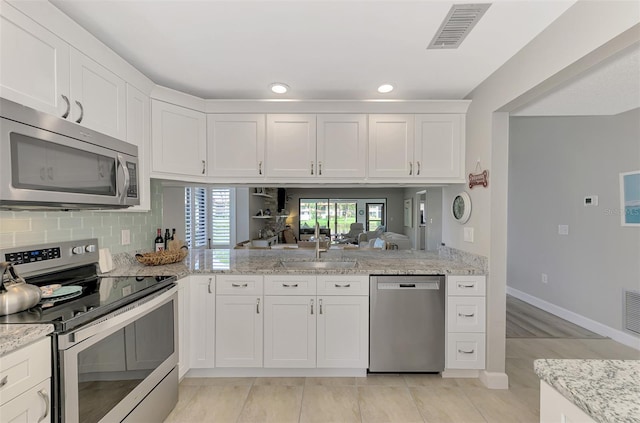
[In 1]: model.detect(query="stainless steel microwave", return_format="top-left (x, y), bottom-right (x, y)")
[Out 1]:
top-left (0, 98), bottom-right (139, 210)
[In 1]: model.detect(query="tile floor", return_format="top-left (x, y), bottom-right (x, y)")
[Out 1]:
top-left (164, 338), bottom-right (638, 423)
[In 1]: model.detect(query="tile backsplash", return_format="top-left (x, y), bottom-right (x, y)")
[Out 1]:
top-left (0, 180), bottom-right (163, 254)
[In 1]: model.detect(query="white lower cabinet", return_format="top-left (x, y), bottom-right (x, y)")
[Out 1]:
top-left (540, 380), bottom-right (595, 423)
top-left (0, 338), bottom-right (51, 423)
top-left (189, 275), bottom-right (215, 368)
top-left (177, 277), bottom-right (190, 378)
top-left (264, 295), bottom-right (317, 368)
top-left (317, 295), bottom-right (368, 368)
top-left (216, 293), bottom-right (263, 367)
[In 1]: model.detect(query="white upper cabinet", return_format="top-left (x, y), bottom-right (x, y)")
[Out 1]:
top-left (0, 2), bottom-right (70, 117)
top-left (125, 84), bottom-right (150, 211)
top-left (69, 48), bottom-right (126, 140)
top-left (316, 114), bottom-right (367, 179)
top-left (368, 114), bottom-right (415, 178)
top-left (207, 114), bottom-right (265, 178)
top-left (151, 100), bottom-right (207, 177)
top-left (266, 114), bottom-right (317, 178)
top-left (414, 114), bottom-right (464, 179)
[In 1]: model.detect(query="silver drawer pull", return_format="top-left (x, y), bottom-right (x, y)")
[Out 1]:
top-left (256, 298), bottom-right (260, 314)
top-left (232, 283), bottom-right (248, 287)
top-left (37, 389), bottom-right (49, 422)
top-left (458, 313), bottom-right (475, 317)
top-left (310, 299), bottom-right (314, 315)
top-left (458, 283), bottom-right (475, 288)
top-left (334, 283), bottom-right (351, 288)
top-left (283, 283), bottom-right (298, 288)
top-left (207, 278), bottom-right (213, 294)
top-left (0, 375), bottom-right (8, 388)
top-left (319, 298), bottom-right (323, 314)
top-left (458, 349), bottom-right (475, 354)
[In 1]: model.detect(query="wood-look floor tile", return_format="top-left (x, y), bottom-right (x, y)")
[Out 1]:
top-left (300, 385), bottom-right (360, 423)
top-left (305, 377), bottom-right (356, 386)
top-left (463, 386), bottom-right (539, 423)
top-left (576, 338), bottom-right (640, 359)
top-left (356, 374), bottom-right (406, 386)
top-left (169, 385), bottom-right (251, 423)
top-left (410, 386), bottom-right (487, 423)
top-left (358, 386), bottom-right (423, 423)
top-left (181, 376), bottom-right (256, 386)
top-left (505, 358), bottom-right (539, 389)
top-left (254, 377), bottom-right (306, 386)
top-left (237, 385), bottom-right (304, 423)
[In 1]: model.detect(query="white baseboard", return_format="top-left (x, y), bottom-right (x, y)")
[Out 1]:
top-left (479, 370), bottom-right (509, 389)
top-left (507, 286), bottom-right (640, 350)
top-left (186, 368), bottom-right (367, 378)
top-left (441, 369), bottom-right (479, 378)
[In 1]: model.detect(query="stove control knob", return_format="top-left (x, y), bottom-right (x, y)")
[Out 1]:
top-left (85, 245), bottom-right (97, 253)
top-left (72, 246), bottom-right (85, 255)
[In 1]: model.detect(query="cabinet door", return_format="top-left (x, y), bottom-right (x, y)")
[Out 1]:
top-left (368, 114), bottom-right (414, 178)
top-left (207, 114), bottom-right (265, 178)
top-left (151, 100), bottom-right (207, 177)
top-left (265, 114), bottom-right (316, 178)
top-left (0, 379), bottom-right (51, 423)
top-left (0, 2), bottom-right (70, 117)
top-left (414, 114), bottom-right (464, 179)
top-left (69, 48), bottom-right (126, 140)
top-left (125, 84), bottom-right (150, 211)
top-left (189, 276), bottom-right (215, 368)
top-left (317, 296), bottom-right (368, 368)
top-left (264, 296), bottom-right (316, 368)
top-left (316, 114), bottom-right (367, 179)
top-left (215, 295), bottom-right (263, 367)
top-left (177, 278), bottom-right (190, 379)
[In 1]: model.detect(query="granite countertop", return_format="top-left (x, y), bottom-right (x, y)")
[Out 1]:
top-left (0, 324), bottom-right (53, 356)
top-left (535, 359), bottom-right (640, 423)
top-left (105, 247), bottom-right (486, 278)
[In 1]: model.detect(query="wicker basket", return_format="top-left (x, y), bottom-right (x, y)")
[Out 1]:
top-left (136, 246), bottom-right (188, 266)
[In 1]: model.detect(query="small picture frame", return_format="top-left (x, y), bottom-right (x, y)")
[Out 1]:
top-left (620, 170), bottom-right (640, 227)
top-left (403, 198), bottom-right (413, 228)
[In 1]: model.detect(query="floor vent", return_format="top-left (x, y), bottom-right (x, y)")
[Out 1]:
top-left (427, 3), bottom-right (491, 50)
top-left (624, 289), bottom-right (640, 335)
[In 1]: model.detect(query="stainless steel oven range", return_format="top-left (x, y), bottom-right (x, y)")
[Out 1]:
top-left (0, 239), bottom-right (178, 423)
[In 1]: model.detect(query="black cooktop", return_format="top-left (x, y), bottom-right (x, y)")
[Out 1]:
top-left (0, 265), bottom-right (176, 332)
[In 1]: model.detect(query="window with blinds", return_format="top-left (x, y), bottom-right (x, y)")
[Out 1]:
top-left (185, 187), bottom-right (234, 249)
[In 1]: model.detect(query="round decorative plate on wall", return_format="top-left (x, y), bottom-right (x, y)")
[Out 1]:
top-left (452, 192), bottom-right (471, 224)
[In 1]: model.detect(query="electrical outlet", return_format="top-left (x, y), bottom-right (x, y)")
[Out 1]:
top-left (541, 273), bottom-right (548, 284)
top-left (464, 227), bottom-right (474, 242)
top-left (121, 229), bottom-right (131, 245)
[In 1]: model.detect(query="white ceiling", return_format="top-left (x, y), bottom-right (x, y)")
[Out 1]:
top-left (50, 0), bottom-right (577, 101)
top-left (512, 43), bottom-right (640, 116)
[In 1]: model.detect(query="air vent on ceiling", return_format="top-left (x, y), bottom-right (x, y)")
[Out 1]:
top-left (428, 3), bottom-right (491, 50)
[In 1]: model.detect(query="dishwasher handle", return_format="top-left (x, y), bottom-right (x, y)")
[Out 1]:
top-left (377, 281), bottom-right (440, 290)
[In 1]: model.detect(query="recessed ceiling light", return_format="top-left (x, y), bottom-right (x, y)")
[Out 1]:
top-left (270, 83), bottom-right (289, 94)
top-left (377, 84), bottom-right (394, 94)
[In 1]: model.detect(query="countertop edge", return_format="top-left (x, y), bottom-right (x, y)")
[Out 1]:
top-left (0, 324), bottom-right (53, 357)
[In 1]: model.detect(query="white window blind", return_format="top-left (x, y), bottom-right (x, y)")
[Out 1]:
top-left (185, 187), bottom-right (234, 249)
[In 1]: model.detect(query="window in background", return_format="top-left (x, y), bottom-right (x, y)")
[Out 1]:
top-left (185, 187), bottom-right (235, 249)
top-left (366, 203), bottom-right (385, 231)
top-left (299, 198), bottom-right (357, 237)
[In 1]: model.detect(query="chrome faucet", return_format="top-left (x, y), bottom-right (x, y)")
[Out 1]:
top-left (314, 221), bottom-right (325, 259)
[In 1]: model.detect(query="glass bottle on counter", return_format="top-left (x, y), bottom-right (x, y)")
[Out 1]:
top-left (164, 229), bottom-right (171, 250)
top-left (154, 229), bottom-right (164, 252)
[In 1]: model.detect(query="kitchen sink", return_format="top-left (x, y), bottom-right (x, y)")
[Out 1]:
top-left (280, 261), bottom-right (357, 269)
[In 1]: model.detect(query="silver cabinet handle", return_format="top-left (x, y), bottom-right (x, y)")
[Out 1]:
top-left (61, 94), bottom-right (70, 119)
top-left (319, 298), bottom-right (323, 314)
top-left (207, 278), bottom-right (213, 294)
top-left (310, 298), bottom-right (314, 315)
top-left (0, 375), bottom-right (8, 388)
top-left (258, 161), bottom-right (262, 175)
top-left (232, 283), bottom-right (248, 287)
top-left (310, 161), bottom-right (314, 175)
top-left (334, 283), bottom-right (351, 288)
top-left (202, 160), bottom-right (206, 175)
top-left (458, 349), bottom-right (475, 354)
top-left (37, 389), bottom-right (50, 422)
top-left (283, 283), bottom-right (298, 288)
top-left (318, 161), bottom-right (322, 176)
top-left (458, 313), bottom-right (475, 317)
top-left (75, 100), bottom-right (84, 123)
top-left (256, 298), bottom-right (260, 314)
top-left (458, 283), bottom-right (475, 288)
top-left (417, 161), bottom-right (421, 175)
top-left (409, 162), bottom-right (413, 175)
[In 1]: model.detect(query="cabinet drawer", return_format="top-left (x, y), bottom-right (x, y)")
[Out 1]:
top-left (447, 275), bottom-right (485, 296)
top-left (447, 297), bottom-right (486, 333)
top-left (0, 337), bottom-right (51, 406)
top-left (216, 275), bottom-right (263, 295)
top-left (264, 275), bottom-right (316, 295)
top-left (0, 378), bottom-right (51, 423)
top-left (446, 333), bottom-right (485, 370)
top-left (316, 275), bottom-right (368, 296)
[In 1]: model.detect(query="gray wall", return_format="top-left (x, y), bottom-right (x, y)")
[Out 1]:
top-left (508, 109), bottom-right (640, 333)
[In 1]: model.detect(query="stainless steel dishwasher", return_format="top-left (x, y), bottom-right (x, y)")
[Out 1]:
top-left (369, 275), bottom-right (445, 372)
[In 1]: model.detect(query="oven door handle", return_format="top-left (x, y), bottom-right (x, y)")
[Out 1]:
top-left (60, 286), bottom-right (177, 349)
